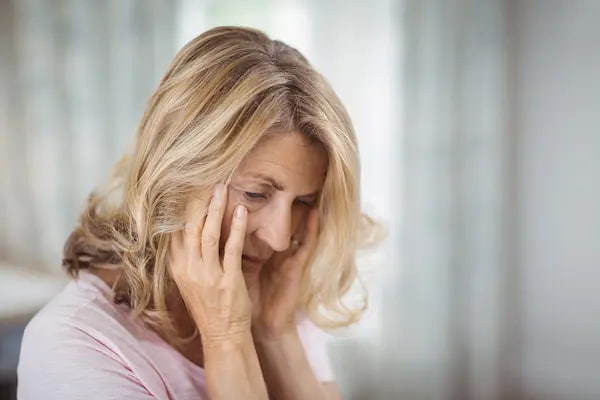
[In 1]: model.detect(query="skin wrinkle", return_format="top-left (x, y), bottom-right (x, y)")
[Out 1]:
top-left (220, 131), bottom-right (327, 268)
top-left (166, 131), bottom-right (327, 368)
top-left (57, 28), bottom-right (375, 398)
top-left (238, 170), bottom-right (320, 200)
top-left (90, 131), bottom-right (327, 370)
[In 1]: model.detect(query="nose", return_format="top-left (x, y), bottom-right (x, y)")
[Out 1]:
top-left (256, 201), bottom-right (292, 252)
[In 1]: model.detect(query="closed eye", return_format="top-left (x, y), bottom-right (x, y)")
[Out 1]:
top-left (243, 191), bottom-right (267, 201)
top-left (243, 191), bottom-right (316, 207)
top-left (295, 198), bottom-right (316, 207)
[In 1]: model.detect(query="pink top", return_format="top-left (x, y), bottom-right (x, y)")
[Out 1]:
top-left (17, 270), bottom-right (334, 399)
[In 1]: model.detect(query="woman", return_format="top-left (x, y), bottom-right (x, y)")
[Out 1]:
top-left (18, 26), bottom-right (377, 399)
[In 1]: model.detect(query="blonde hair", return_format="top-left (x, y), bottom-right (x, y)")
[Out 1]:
top-left (63, 26), bottom-right (379, 339)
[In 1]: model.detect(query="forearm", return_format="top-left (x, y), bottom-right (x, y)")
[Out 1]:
top-left (254, 329), bottom-right (326, 400)
top-left (203, 331), bottom-right (269, 400)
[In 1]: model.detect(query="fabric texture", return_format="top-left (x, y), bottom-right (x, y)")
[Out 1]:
top-left (17, 270), bottom-right (334, 399)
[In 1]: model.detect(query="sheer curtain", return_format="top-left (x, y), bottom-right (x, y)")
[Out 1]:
top-left (1, 0), bottom-right (512, 398)
top-left (392, 0), bottom-right (510, 399)
top-left (1, 0), bottom-right (176, 272)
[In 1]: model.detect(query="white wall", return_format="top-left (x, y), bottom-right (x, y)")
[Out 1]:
top-left (513, 1), bottom-right (600, 398)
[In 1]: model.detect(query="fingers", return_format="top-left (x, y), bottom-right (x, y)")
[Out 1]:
top-left (202, 184), bottom-right (227, 269)
top-left (223, 205), bottom-right (247, 275)
top-left (183, 198), bottom-right (207, 263)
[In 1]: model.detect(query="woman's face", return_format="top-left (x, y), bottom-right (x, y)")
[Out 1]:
top-left (219, 131), bottom-right (327, 275)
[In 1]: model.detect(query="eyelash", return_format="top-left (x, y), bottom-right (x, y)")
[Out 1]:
top-left (243, 191), bottom-right (266, 201)
top-left (243, 191), bottom-right (314, 207)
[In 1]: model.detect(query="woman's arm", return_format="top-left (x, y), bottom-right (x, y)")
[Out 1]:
top-left (254, 329), bottom-right (329, 400)
top-left (203, 332), bottom-right (269, 400)
top-left (248, 209), bottom-right (340, 399)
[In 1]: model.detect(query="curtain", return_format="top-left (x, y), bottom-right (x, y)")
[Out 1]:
top-left (0, 0), bottom-right (176, 271)
top-left (1, 0), bottom-right (512, 398)
top-left (390, 0), bottom-right (510, 398)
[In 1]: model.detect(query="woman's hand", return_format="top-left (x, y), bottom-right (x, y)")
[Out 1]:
top-left (247, 209), bottom-right (330, 399)
top-left (249, 208), bottom-right (320, 341)
top-left (169, 184), bottom-right (252, 345)
top-left (170, 186), bottom-right (270, 399)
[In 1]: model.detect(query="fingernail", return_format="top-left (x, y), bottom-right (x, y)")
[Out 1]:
top-left (235, 205), bottom-right (246, 218)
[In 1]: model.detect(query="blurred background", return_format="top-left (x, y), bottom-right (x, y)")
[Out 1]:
top-left (0, 0), bottom-right (599, 399)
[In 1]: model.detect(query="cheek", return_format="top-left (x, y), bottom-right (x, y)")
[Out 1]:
top-left (291, 206), bottom-right (310, 236)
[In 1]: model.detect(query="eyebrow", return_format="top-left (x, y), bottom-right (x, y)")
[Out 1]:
top-left (246, 173), bottom-right (320, 198)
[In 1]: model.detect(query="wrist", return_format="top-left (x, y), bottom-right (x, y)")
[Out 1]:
top-left (252, 326), bottom-right (326, 400)
top-left (202, 329), bottom-right (254, 351)
top-left (253, 324), bottom-right (299, 346)
top-left (202, 329), bottom-right (270, 400)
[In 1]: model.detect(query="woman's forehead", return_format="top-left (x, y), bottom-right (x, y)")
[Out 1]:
top-left (235, 132), bottom-right (327, 191)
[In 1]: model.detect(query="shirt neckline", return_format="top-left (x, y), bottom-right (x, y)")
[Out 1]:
top-left (74, 269), bottom-right (206, 374)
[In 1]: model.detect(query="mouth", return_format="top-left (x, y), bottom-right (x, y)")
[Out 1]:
top-left (241, 255), bottom-right (267, 273)
top-left (242, 254), bottom-right (268, 264)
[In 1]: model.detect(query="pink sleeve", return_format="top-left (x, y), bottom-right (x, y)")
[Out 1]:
top-left (296, 316), bottom-right (336, 382)
top-left (17, 320), bottom-right (160, 400)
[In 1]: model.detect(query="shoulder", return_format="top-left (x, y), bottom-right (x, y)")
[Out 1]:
top-left (17, 272), bottom-right (164, 399)
top-left (20, 271), bottom-right (136, 355)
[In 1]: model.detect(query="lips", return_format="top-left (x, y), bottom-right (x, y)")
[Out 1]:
top-left (241, 255), bottom-right (268, 273)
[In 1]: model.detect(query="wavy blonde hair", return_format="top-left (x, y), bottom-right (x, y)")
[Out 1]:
top-left (63, 26), bottom-right (379, 338)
